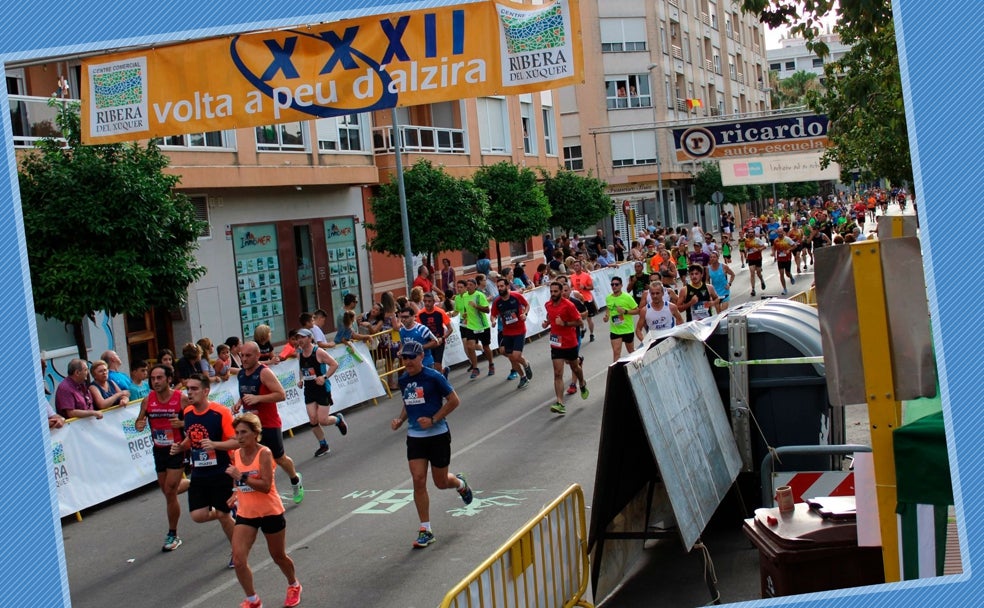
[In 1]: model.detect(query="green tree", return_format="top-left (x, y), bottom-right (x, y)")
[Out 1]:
top-left (541, 169), bottom-right (612, 236)
top-left (473, 161), bottom-right (551, 270)
top-left (741, 0), bottom-right (911, 184)
top-left (778, 70), bottom-right (821, 108)
top-left (693, 162), bottom-right (748, 206)
top-left (787, 181), bottom-right (820, 198)
top-left (18, 100), bottom-right (207, 358)
top-left (365, 159), bottom-right (491, 261)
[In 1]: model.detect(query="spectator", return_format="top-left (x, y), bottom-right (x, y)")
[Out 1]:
top-left (596, 246), bottom-right (616, 268)
top-left (337, 293), bottom-right (360, 330)
top-left (88, 359), bottom-right (129, 410)
top-left (475, 251), bottom-right (492, 277)
top-left (412, 265), bottom-right (434, 294)
top-left (532, 263), bottom-right (549, 286)
top-left (225, 337), bottom-right (244, 370)
top-left (477, 272), bottom-right (498, 301)
top-left (439, 258), bottom-right (456, 293)
top-left (101, 350), bottom-right (135, 393)
top-left (279, 329), bottom-right (301, 360)
top-left (300, 312), bottom-right (330, 349)
top-left (359, 302), bottom-right (385, 335)
top-left (213, 344), bottom-right (233, 381)
top-left (157, 348), bottom-right (176, 371)
top-left (175, 342), bottom-right (202, 383)
top-left (542, 234), bottom-right (555, 264)
top-left (590, 229), bottom-right (607, 256)
top-left (129, 359), bottom-right (151, 400)
top-left (56, 359), bottom-right (101, 419)
top-left (613, 230), bottom-right (626, 262)
top-left (46, 401), bottom-right (66, 429)
top-left (313, 309), bottom-right (332, 342)
top-left (253, 324), bottom-right (278, 363)
top-left (196, 337), bottom-right (218, 378)
top-left (408, 286), bottom-right (425, 314)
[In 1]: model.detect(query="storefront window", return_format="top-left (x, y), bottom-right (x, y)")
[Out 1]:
top-left (324, 218), bottom-right (359, 325)
top-left (233, 224), bottom-right (286, 343)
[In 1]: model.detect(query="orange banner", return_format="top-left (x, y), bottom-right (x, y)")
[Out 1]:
top-left (81, 0), bottom-right (582, 144)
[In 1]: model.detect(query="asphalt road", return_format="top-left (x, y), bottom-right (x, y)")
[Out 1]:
top-left (62, 242), bottom-right (848, 608)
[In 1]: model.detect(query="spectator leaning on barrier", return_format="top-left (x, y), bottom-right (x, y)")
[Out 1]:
top-left (129, 360), bottom-right (151, 400)
top-left (89, 359), bottom-right (129, 410)
top-left (55, 358), bottom-right (101, 420)
top-left (101, 350), bottom-right (134, 393)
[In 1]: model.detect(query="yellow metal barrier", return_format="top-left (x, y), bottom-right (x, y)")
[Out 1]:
top-left (366, 329), bottom-right (405, 398)
top-left (439, 484), bottom-right (593, 608)
top-left (788, 285), bottom-right (817, 307)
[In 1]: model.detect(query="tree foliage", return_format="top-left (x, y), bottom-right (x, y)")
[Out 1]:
top-left (541, 169), bottom-right (612, 235)
top-left (473, 161), bottom-right (551, 244)
top-left (365, 159), bottom-right (491, 258)
top-left (775, 70), bottom-right (822, 108)
top-left (741, 0), bottom-right (911, 184)
top-left (693, 162), bottom-right (748, 206)
top-left (18, 100), bottom-right (207, 356)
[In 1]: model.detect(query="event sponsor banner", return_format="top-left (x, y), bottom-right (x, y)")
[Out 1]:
top-left (719, 151), bottom-right (841, 186)
top-left (80, 0), bottom-right (583, 144)
top-left (51, 342), bottom-right (383, 516)
top-left (671, 113), bottom-right (829, 162)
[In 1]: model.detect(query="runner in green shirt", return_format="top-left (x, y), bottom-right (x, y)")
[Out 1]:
top-left (459, 277), bottom-right (494, 379)
top-left (604, 276), bottom-right (639, 362)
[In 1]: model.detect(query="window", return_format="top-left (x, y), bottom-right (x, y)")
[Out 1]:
top-left (158, 131), bottom-right (230, 149)
top-left (563, 145), bottom-right (583, 170)
top-left (682, 34), bottom-right (691, 62)
top-left (769, 62), bottom-right (781, 71)
top-left (605, 75), bottom-right (653, 109)
top-left (732, 96), bottom-right (740, 114)
top-left (188, 195), bottom-right (211, 238)
top-left (599, 18), bottom-right (647, 52)
top-left (713, 54), bottom-right (722, 75)
top-left (729, 56), bottom-right (737, 80)
top-left (316, 113), bottom-right (370, 152)
top-left (542, 108), bottom-right (556, 155)
top-left (610, 131), bottom-right (657, 167)
top-left (812, 57), bottom-right (824, 68)
top-left (509, 241), bottom-right (528, 258)
top-left (521, 101), bottom-right (537, 155)
top-left (256, 122), bottom-right (306, 151)
top-left (660, 25), bottom-right (668, 54)
top-left (477, 97), bottom-right (509, 153)
top-left (665, 76), bottom-right (674, 109)
top-left (785, 60), bottom-right (795, 71)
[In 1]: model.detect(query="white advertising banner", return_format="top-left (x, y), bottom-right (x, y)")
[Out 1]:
top-left (52, 341), bottom-right (384, 517)
top-left (718, 151), bottom-right (842, 186)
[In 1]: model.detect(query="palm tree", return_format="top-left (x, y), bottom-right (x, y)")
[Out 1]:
top-left (777, 70), bottom-right (821, 108)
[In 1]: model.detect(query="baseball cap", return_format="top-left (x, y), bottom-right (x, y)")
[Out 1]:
top-left (296, 328), bottom-right (314, 338)
top-left (399, 341), bottom-right (424, 357)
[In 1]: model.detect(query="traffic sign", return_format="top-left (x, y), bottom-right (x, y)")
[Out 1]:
top-left (711, 191), bottom-right (724, 204)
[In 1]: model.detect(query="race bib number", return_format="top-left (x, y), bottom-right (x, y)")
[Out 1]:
top-left (549, 333), bottom-right (562, 348)
top-left (504, 311), bottom-right (519, 325)
top-left (611, 314), bottom-right (622, 325)
top-left (302, 366), bottom-right (317, 381)
top-left (693, 303), bottom-right (709, 320)
top-left (404, 387), bottom-right (425, 406)
top-left (151, 428), bottom-right (175, 447)
top-left (235, 471), bottom-right (255, 492)
top-left (191, 448), bottom-right (217, 468)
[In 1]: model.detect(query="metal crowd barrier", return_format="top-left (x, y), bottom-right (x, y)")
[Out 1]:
top-left (788, 285), bottom-right (817, 307)
top-left (366, 329), bottom-right (404, 397)
top-left (439, 484), bottom-right (593, 608)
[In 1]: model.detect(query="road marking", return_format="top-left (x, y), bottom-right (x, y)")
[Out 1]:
top-left (180, 366), bottom-right (610, 608)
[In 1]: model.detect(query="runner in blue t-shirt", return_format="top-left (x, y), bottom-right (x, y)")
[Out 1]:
top-left (390, 341), bottom-right (474, 550)
top-left (396, 307), bottom-right (439, 368)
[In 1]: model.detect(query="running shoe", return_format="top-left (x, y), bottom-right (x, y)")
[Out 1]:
top-left (292, 473), bottom-right (304, 504)
top-left (751, 290), bottom-right (756, 297)
top-left (589, 334), bottom-right (595, 342)
top-left (336, 412), bottom-right (349, 436)
top-left (506, 370), bottom-right (519, 381)
top-left (161, 534), bottom-right (182, 552)
top-left (550, 402), bottom-right (567, 415)
top-left (413, 528), bottom-right (436, 549)
top-left (239, 597), bottom-right (262, 608)
top-left (469, 367), bottom-right (480, 380)
top-left (782, 289), bottom-right (788, 295)
top-left (580, 385), bottom-right (589, 400)
top-left (524, 362), bottom-right (533, 380)
top-left (284, 584), bottom-right (303, 608)
top-left (456, 473), bottom-right (474, 505)
top-left (761, 280), bottom-right (766, 289)
top-left (314, 444), bottom-right (330, 458)
top-left (790, 276), bottom-right (795, 285)
top-left (566, 382), bottom-right (577, 395)
top-left (488, 364), bottom-right (496, 377)
top-left (517, 376), bottom-right (530, 390)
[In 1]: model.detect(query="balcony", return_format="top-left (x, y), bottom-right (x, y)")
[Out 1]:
top-left (669, 0), bottom-right (678, 6)
top-left (705, 59), bottom-right (714, 71)
top-left (671, 45), bottom-right (683, 60)
top-left (675, 98), bottom-right (689, 112)
top-left (9, 95), bottom-right (69, 147)
top-left (700, 12), bottom-right (710, 26)
top-left (372, 124), bottom-right (466, 155)
top-left (737, 72), bottom-right (745, 84)
top-left (710, 107), bottom-right (722, 116)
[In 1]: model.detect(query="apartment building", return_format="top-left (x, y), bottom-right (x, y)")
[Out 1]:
top-left (768, 33), bottom-right (851, 83)
top-left (559, 0), bottom-right (771, 236)
top-left (10, 60), bottom-right (562, 372)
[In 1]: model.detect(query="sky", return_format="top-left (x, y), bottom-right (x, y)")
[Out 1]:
top-left (763, 6), bottom-right (841, 49)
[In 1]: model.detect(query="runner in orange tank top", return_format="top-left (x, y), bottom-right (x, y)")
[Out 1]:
top-left (226, 413), bottom-right (302, 608)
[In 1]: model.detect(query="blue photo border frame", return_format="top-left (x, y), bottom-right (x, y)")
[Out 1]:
top-left (0, 0), bottom-right (978, 605)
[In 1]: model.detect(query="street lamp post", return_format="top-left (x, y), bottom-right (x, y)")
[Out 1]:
top-left (647, 64), bottom-right (665, 226)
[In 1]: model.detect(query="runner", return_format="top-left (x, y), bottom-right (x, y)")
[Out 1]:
top-left (706, 251), bottom-right (736, 312)
top-left (169, 373), bottom-right (238, 566)
top-left (416, 291), bottom-right (454, 376)
top-left (772, 228), bottom-right (797, 295)
top-left (226, 413), bottom-right (303, 608)
top-left (390, 341), bottom-right (474, 549)
top-left (234, 341), bottom-right (304, 504)
top-left (458, 277), bottom-right (494, 379)
top-left (397, 306), bottom-right (440, 372)
top-left (744, 232), bottom-right (768, 296)
top-left (603, 276), bottom-right (639, 362)
top-left (543, 281), bottom-right (588, 415)
top-left (134, 364), bottom-right (190, 552)
top-left (295, 328), bottom-right (347, 458)
top-left (561, 280), bottom-right (588, 397)
top-left (489, 278), bottom-right (533, 389)
top-left (635, 281), bottom-right (684, 340)
top-left (677, 264), bottom-right (720, 322)
top-left (568, 260), bottom-right (597, 342)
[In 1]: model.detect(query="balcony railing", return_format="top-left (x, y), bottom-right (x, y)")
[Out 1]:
top-left (669, 0), bottom-right (678, 6)
top-left (9, 95), bottom-right (70, 147)
top-left (372, 124), bottom-right (466, 155)
top-left (671, 45), bottom-right (683, 60)
top-left (705, 59), bottom-right (714, 71)
top-left (700, 12), bottom-right (710, 26)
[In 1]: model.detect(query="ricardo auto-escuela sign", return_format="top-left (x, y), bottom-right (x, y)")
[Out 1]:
top-left (672, 114), bottom-right (829, 162)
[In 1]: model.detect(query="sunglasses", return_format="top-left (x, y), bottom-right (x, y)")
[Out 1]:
top-left (400, 354), bottom-right (419, 360)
